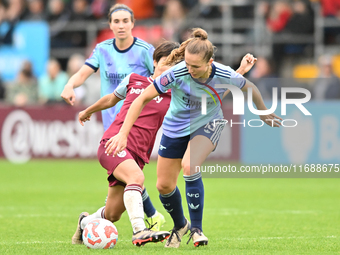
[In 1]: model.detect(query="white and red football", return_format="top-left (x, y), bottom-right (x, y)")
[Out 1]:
top-left (82, 219), bottom-right (118, 249)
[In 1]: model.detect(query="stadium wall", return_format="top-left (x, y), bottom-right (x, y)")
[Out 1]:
top-left (2, 102), bottom-right (338, 164)
top-left (0, 104), bottom-right (240, 163)
top-left (241, 101), bottom-right (340, 164)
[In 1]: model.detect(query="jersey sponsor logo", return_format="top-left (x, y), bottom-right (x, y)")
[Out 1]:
top-left (105, 72), bottom-right (127, 79)
top-left (105, 72), bottom-right (128, 85)
top-left (188, 203), bottom-right (200, 210)
top-left (159, 145), bottom-right (167, 150)
top-left (135, 81), bottom-right (143, 86)
top-left (160, 73), bottom-right (174, 86)
top-left (130, 87), bottom-right (164, 103)
top-left (117, 150), bottom-right (127, 158)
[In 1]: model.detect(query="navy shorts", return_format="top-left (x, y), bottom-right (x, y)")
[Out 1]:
top-left (158, 121), bottom-right (226, 159)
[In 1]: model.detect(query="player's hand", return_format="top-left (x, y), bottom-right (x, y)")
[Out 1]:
top-left (260, 113), bottom-right (282, 127)
top-left (240, 53), bottom-right (257, 74)
top-left (78, 110), bottom-right (92, 126)
top-left (105, 133), bottom-right (127, 157)
top-left (61, 85), bottom-right (76, 106)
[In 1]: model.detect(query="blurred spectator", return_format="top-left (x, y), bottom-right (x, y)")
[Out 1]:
top-left (90, 0), bottom-right (108, 19)
top-left (66, 54), bottom-right (86, 105)
top-left (0, 0), bottom-right (27, 45)
top-left (69, 0), bottom-right (94, 47)
top-left (5, 60), bottom-right (39, 106)
top-left (71, 0), bottom-right (94, 21)
top-left (0, 2), bottom-right (6, 24)
top-left (182, 0), bottom-right (198, 9)
top-left (38, 58), bottom-right (69, 104)
top-left (321, 0), bottom-right (340, 44)
top-left (47, 0), bottom-right (69, 22)
top-left (284, 0), bottom-right (314, 34)
top-left (4, 0), bottom-right (27, 22)
top-left (162, 0), bottom-right (186, 41)
top-left (23, 0), bottom-right (47, 21)
top-left (249, 57), bottom-right (279, 100)
top-left (263, 0), bottom-right (292, 33)
top-left (198, 0), bottom-right (222, 19)
top-left (313, 55), bottom-right (340, 100)
top-left (0, 76), bottom-right (6, 101)
top-left (48, 0), bottom-right (71, 47)
top-left (281, 0), bottom-right (314, 56)
top-left (117, 0), bottom-right (154, 19)
top-left (321, 0), bottom-right (340, 18)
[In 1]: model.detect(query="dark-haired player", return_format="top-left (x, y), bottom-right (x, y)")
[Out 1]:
top-left (62, 3), bottom-right (164, 232)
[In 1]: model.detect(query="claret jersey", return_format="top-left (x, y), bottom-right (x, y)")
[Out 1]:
top-left (103, 73), bottom-right (171, 163)
top-left (86, 37), bottom-right (154, 131)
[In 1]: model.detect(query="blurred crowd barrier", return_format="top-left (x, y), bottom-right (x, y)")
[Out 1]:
top-left (0, 103), bottom-right (240, 163)
top-left (1, 101), bottom-right (340, 165)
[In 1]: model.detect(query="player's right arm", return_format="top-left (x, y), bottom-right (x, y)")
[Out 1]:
top-left (78, 93), bottom-right (121, 126)
top-left (104, 84), bottom-right (159, 156)
top-left (61, 65), bottom-right (94, 106)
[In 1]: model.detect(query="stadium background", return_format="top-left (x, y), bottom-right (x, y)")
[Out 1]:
top-left (0, 1), bottom-right (339, 254)
top-left (1, 0), bottom-right (340, 165)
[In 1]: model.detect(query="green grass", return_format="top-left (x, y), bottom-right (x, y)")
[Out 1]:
top-left (0, 159), bottom-right (339, 254)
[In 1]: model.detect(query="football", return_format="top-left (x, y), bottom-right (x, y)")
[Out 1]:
top-left (82, 219), bottom-right (118, 249)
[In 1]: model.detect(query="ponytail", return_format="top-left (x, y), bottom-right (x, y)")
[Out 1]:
top-left (164, 28), bottom-right (215, 66)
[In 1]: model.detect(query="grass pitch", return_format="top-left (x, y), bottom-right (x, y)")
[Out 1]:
top-left (0, 159), bottom-right (339, 254)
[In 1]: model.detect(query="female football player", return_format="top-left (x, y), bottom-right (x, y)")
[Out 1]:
top-left (72, 41), bottom-right (178, 247)
top-left (73, 39), bottom-right (256, 247)
top-left (104, 28), bottom-right (282, 248)
top-left (62, 3), bottom-right (164, 231)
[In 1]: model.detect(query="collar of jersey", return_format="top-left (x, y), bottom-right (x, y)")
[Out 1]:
top-left (113, 37), bottom-right (137, 53)
top-left (190, 62), bottom-right (216, 85)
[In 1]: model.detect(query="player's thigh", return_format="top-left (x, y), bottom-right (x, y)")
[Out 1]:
top-left (156, 156), bottom-right (182, 194)
top-left (113, 159), bottom-right (145, 186)
top-left (182, 122), bottom-right (225, 175)
top-left (105, 185), bottom-right (125, 222)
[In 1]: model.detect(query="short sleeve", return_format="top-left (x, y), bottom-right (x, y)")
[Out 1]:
top-left (144, 46), bottom-right (155, 75)
top-left (114, 73), bottom-right (132, 99)
top-left (230, 69), bottom-right (246, 89)
top-left (153, 68), bottom-right (176, 94)
top-left (85, 44), bottom-right (100, 72)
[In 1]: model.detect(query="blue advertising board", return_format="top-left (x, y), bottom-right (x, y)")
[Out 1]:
top-left (241, 101), bottom-right (340, 164)
top-left (0, 21), bottom-right (49, 81)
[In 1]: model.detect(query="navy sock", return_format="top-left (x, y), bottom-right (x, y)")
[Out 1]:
top-left (159, 186), bottom-right (186, 229)
top-left (184, 172), bottom-right (204, 231)
top-left (142, 188), bottom-right (156, 218)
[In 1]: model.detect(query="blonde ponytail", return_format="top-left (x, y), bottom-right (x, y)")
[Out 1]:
top-left (164, 28), bottom-right (215, 66)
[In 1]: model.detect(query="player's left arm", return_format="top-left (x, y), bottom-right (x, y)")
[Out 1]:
top-left (236, 53), bottom-right (257, 75)
top-left (241, 79), bottom-right (282, 127)
top-left (78, 93), bottom-right (121, 126)
top-left (223, 53), bottom-right (257, 99)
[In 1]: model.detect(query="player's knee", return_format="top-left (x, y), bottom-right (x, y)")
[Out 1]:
top-left (182, 162), bottom-right (194, 176)
top-left (105, 211), bottom-right (121, 223)
top-left (156, 180), bottom-right (175, 194)
top-left (126, 171), bottom-right (145, 186)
